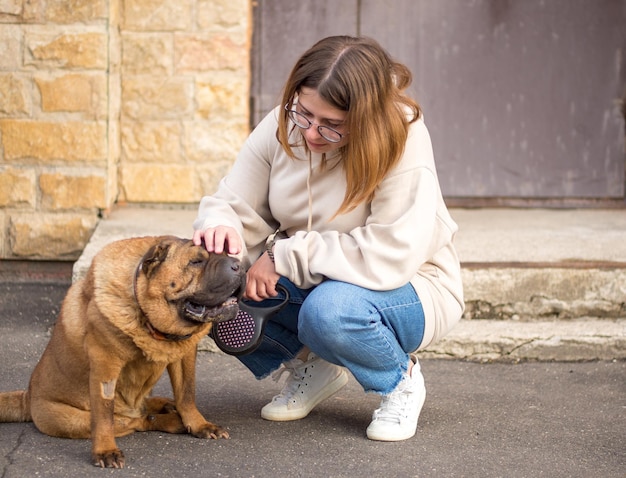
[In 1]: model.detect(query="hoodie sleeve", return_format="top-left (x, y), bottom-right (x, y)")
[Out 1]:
top-left (272, 119), bottom-right (455, 291)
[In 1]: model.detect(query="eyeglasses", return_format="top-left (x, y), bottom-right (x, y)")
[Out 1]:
top-left (284, 104), bottom-right (347, 143)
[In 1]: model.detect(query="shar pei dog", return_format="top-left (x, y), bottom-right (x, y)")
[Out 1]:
top-left (0, 236), bottom-right (246, 468)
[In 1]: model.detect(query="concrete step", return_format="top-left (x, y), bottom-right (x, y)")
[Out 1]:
top-left (73, 205), bottom-right (626, 362)
top-left (419, 318), bottom-right (625, 362)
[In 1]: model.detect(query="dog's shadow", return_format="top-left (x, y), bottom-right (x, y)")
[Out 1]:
top-left (152, 351), bottom-right (379, 439)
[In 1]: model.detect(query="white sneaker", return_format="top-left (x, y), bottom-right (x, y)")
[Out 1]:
top-left (366, 356), bottom-right (426, 441)
top-left (261, 353), bottom-right (348, 421)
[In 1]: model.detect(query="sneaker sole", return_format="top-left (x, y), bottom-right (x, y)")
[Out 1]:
top-left (365, 383), bottom-right (426, 442)
top-left (261, 370), bottom-right (349, 421)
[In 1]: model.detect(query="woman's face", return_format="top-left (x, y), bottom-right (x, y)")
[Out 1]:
top-left (296, 87), bottom-right (349, 154)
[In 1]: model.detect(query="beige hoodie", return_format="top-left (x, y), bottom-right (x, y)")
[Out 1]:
top-left (194, 107), bottom-right (464, 350)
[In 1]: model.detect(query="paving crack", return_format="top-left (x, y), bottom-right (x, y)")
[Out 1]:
top-left (2, 429), bottom-right (26, 478)
top-left (504, 337), bottom-right (543, 357)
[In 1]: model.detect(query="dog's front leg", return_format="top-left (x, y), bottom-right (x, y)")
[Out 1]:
top-left (168, 348), bottom-right (229, 439)
top-left (88, 355), bottom-right (126, 468)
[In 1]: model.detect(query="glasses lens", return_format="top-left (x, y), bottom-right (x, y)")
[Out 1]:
top-left (318, 127), bottom-right (342, 143)
top-left (288, 110), bottom-right (310, 129)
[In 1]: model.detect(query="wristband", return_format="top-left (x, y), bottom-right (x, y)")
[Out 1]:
top-left (265, 231), bottom-right (287, 263)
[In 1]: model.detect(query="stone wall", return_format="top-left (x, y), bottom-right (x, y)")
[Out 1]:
top-left (0, 0), bottom-right (251, 260)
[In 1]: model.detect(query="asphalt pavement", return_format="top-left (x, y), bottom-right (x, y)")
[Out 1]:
top-left (0, 280), bottom-right (624, 478)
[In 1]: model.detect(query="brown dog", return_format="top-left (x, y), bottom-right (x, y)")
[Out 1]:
top-left (0, 236), bottom-right (246, 468)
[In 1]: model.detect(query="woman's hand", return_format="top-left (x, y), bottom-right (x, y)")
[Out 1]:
top-left (245, 252), bottom-right (281, 301)
top-left (192, 226), bottom-right (242, 255)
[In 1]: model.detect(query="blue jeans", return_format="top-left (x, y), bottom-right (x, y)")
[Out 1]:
top-left (238, 278), bottom-right (425, 395)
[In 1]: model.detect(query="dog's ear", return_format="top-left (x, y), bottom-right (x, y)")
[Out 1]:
top-left (141, 242), bottom-right (172, 277)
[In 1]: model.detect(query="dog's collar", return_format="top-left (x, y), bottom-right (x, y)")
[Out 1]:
top-left (133, 260), bottom-right (193, 342)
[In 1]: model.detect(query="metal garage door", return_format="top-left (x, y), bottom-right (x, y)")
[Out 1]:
top-left (250, 0), bottom-right (626, 207)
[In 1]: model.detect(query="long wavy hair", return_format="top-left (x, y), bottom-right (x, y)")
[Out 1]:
top-left (277, 35), bottom-right (421, 216)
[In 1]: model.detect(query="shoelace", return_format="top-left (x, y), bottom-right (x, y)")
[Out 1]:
top-left (269, 360), bottom-right (308, 404)
top-left (372, 376), bottom-right (415, 423)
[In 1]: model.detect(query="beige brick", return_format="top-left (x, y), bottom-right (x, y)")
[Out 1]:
top-left (121, 77), bottom-right (193, 120)
top-left (0, 25), bottom-right (21, 70)
top-left (196, 74), bottom-right (248, 119)
top-left (40, 172), bottom-right (107, 210)
top-left (0, 74), bottom-right (31, 116)
top-left (122, 0), bottom-right (192, 31)
top-left (0, 0), bottom-right (22, 16)
top-left (121, 33), bottom-right (173, 75)
top-left (9, 212), bottom-right (99, 259)
top-left (26, 30), bottom-right (107, 69)
top-left (0, 167), bottom-right (36, 207)
top-left (106, 119), bottom-right (120, 202)
top-left (184, 119), bottom-right (248, 163)
top-left (121, 121), bottom-right (182, 163)
top-left (0, 120), bottom-right (107, 162)
top-left (196, 0), bottom-right (250, 30)
top-left (107, 74), bottom-right (122, 147)
top-left (35, 73), bottom-right (107, 117)
top-left (197, 160), bottom-right (235, 196)
top-left (41, 0), bottom-right (108, 23)
top-left (0, 211), bottom-right (6, 257)
top-left (121, 164), bottom-right (197, 202)
top-left (20, 0), bottom-right (44, 22)
top-left (175, 33), bottom-right (247, 72)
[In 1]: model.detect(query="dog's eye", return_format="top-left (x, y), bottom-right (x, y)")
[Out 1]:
top-left (189, 259), bottom-right (204, 266)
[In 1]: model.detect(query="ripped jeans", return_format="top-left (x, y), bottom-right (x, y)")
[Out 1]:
top-left (237, 278), bottom-right (425, 395)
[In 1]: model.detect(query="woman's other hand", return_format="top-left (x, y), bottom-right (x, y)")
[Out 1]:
top-left (245, 252), bottom-right (281, 301)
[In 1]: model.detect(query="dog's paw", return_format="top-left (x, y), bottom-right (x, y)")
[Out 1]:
top-left (190, 422), bottom-right (230, 440)
top-left (92, 449), bottom-right (125, 468)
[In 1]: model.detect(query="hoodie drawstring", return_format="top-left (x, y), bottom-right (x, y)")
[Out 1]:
top-left (306, 155), bottom-right (313, 232)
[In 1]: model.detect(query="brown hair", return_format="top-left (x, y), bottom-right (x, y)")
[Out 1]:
top-left (277, 35), bottom-right (421, 216)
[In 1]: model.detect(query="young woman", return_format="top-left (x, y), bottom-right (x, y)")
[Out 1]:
top-left (193, 35), bottom-right (464, 441)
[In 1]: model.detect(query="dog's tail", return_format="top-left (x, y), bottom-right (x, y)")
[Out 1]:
top-left (0, 391), bottom-right (32, 422)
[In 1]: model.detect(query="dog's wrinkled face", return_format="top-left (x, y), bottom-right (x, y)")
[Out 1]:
top-left (136, 238), bottom-right (246, 333)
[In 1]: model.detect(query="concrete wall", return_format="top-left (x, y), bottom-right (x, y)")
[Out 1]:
top-left (0, 0), bottom-right (251, 260)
